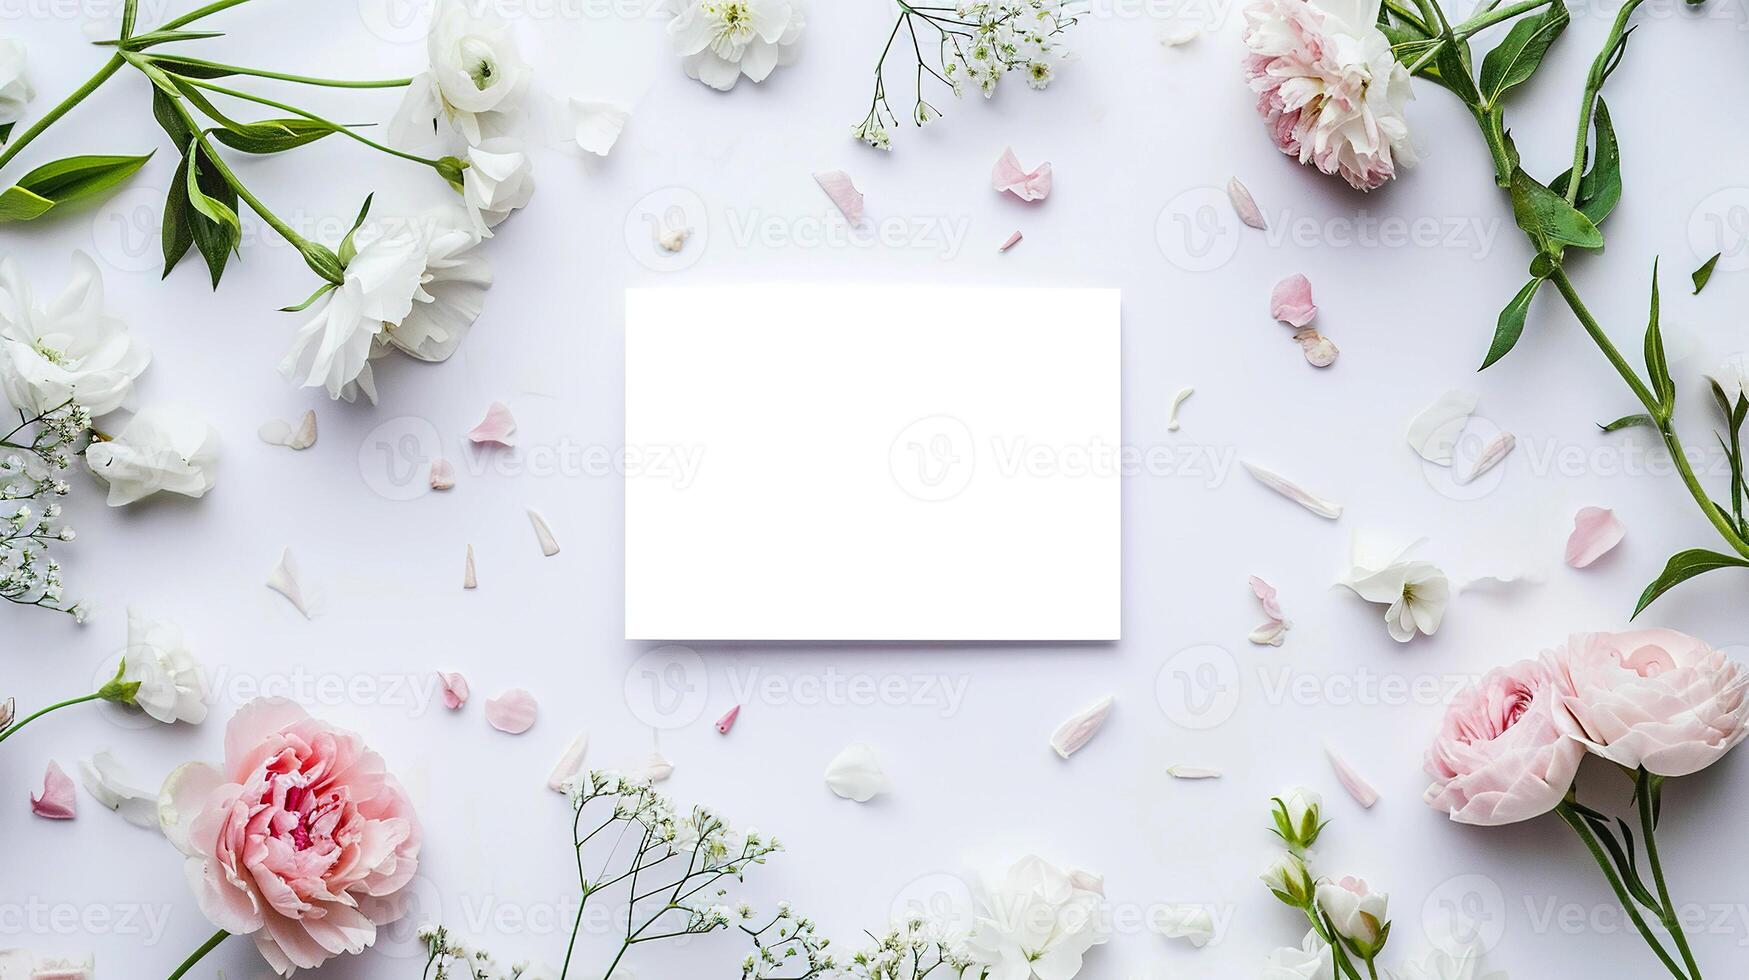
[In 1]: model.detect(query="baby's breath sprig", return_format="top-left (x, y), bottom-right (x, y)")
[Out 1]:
top-left (843, 916), bottom-right (972, 980)
top-left (853, 0), bottom-right (1079, 150)
top-left (0, 398), bottom-right (91, 619)
top-left (739, 903), bottom-right (835, 980)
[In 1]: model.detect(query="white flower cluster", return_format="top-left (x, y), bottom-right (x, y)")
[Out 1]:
top-left (416, 923), bottom-right (556, 980)
top-left (566, 769), bottom-right (783, 876)
top-left (844, 916), bottom-right (969, 980)
top-left (0, 401), bottom-right (88, 618)
top-left (741, 904), bottom-right (835, 980)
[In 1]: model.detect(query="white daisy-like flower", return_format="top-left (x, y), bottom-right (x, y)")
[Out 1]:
top-left (667, 0), bottom-right (806, 92)
top-left (1337, 530), bottom-right (1450, 642)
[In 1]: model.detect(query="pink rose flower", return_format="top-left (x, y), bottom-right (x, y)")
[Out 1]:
top-left (158, 699), bottom-right (421, 975)
top-left (1424, 656), bottom-right (1583, 825)
top-left (1551, 630), bottom-right (1749, 777)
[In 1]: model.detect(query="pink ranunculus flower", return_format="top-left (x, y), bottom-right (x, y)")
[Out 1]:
top-left (1424, 656), bottom-right (1584, 825)
top-left (1550, 630), bottom-right (1749, 777)
top-left (1242, 0), bottom-right (1416, 191)
top-left (158, 699), bottom-right (421, 976)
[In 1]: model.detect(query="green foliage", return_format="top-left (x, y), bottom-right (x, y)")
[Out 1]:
top-left (0, 152), bottom-right (153, 222)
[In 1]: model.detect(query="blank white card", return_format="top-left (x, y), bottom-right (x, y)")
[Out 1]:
top-left (624, 286), bottom-right (1121, 641)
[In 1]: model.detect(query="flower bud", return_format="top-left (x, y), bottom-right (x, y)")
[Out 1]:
top-left (1316, 876), bottom-right (1390, 961)
top-left (1260, 851), bottom-right (1316, 908)
top-left (1270, 787), bottom-right (1326, 852)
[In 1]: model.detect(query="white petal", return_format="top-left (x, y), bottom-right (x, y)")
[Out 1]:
top-left (266, 548), bottom-right (314, 618)
top-left (1452, 431), bottom-right (1514, 485)
top-left (529, 509), bottom-right (561, 557)
top-left (1150, 904), bottom-right (1215, 947)
top-left (1242, 460), bottom-right (1342, 519)
top-left (547, 733), bottom-right (590, 791)
top-left (1050, 695), bottom-right (1114, 759)
top-left (1166, 765), bottom-right (1222, 779)
top-left (1226, 177), bottom-right (1265, 229)
top-left (79, 750), bottom-right (160, 830)
top-left (1166, 386), bottom-right (1193, 431)
top-left (1406, 390), bottom-right (1478, 464)
top-left (824, 742), bottom-right (890, 802)
top-left (569, 97), bottom-right (630, 156)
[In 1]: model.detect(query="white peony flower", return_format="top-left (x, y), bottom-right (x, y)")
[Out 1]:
top-left (0, 37), bottom-right (33, 128)
top-left (0, 252), bottom-right (148, 417)
top-left (666, 0), bottom-right (805, 92)
top-left (1338, 531), bottom-right (1449, 643)
top-left (115, 608), bottom-right (208, 725)
top-left (461, 138), bottom-right (535, 238)
top-left (394, 0), bottom-right (529, 147)
top-left (1264, 931), bottom-right (1335, 980)
top-left (84, 406), bottom-right (219, 507)
top-left (1243, 0), bottom-right (1415, 190)
top-left (279, 213), bottom-right (490, 401)
top-left (961, 854), bottom-right (1110, 980)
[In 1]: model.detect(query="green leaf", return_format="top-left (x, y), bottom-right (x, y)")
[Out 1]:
top-left (0, 152), bottom-right (154, 223)
top-left (1481, 276), bottom-right (1542, 369)
top-left (1433, 31), bottom-right (1482, 106)
top-left (1478, 1), bottom-right (1569, 105)
top-left (96, 28), bottom-right (224, 50)
top-left (183, 144), bottom-right (240, 289)
top-left (151, 87), bottom-right (193, 147)
top-left (161, 154), bottom-right (195, 279)
top-left (1693, 252), bottom-right (1721, 294)
top-left (1633, 549), bottom-right (1749, 617)
top-left (1644, 258), bottom-right (1674, 413)
top-left (337, 193), bottom-right (374, 266)
top-left (0, 122), bottom-right (13, 146)
top-left (143, 56), bottom-right (236, 79)
top-left (1599, 413), bottom-right (1654, 432)
top-left (280, 280), bottom-right (337, 313)
top-left (212, 117), bottom-right (336, 155)
top-left (166, 76), bottom-right (255, 134)
top-left (1509, 167), bottom-right (1604, 254)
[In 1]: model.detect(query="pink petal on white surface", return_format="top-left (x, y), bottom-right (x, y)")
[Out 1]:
top-left (715, 704), bottom-right (741, 735)
top-left (485, 688), bottom-right (538, 734)
top-left (438, 671), bottom-right (470, 709)
top-left (1050, 695), bottom-right (1113, 759)
top-left (998, 230), bottom-right (1024, 253)
top-left (31, 762), bottom-right (75, 819)
top-left (467, 402), bottom-right (517, 446)
top-left (429, 458), bottom-right (455, 490)
top-left (547, 733), bottom-right (590, 791)
top-left (1166, 765), bottom-right (1222, 779)
top-left (1325, 745), bottom-right (1379, 808)
top-left (463, 544), bottom-right (477, 589)
top-left (991, 147), bottom-right (1052, 202)
top-left (266, 548), bottom-right (314, 618)
top-left (1294, 329), bottom-right (1339, 368)
top-left (529, 510), bottom-right (560, 557)
top-left (1565, 506), bottom-right (1625, 568)
top-left (1453, 431), bottom-right (1515, 485)
top-left (1249, 619), bottom-right (1291, 646)
top-left (1249, 576), bottom-right (1284, 620)
top-left (1241, 460), bottom-right (1342, 519)
top-left (813, 170), bottom-right (865, 224)
top-left (1406, 390), bottom-right (1479, 464)
top-left (1227, 177), bottom-right (1266, 230)
top-left (1270, 274), bottom-right (1316, 328)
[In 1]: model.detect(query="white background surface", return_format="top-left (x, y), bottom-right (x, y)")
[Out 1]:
top-left (3, 0), bottom-right (1749, 977)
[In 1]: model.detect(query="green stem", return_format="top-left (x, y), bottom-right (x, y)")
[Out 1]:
top-left (179, 77), bottom-right (442, 168)
top-left (1638, 772), bottom-right (1704, 980)
top-left (1404, 0), bottom-right (1552, 74)
top-left (0, 56), bottom-right (125, 173)
top-left (158, 0), bottom-right (254, 31)
top-left (165, 929), bottom-right (228, 980)
top-left (1556, 802), bottom-right (1690, 980)
top-left (0, 692), bottom-right (100, 745)
top-left (159, 90), bottom-right (313, 254)
top-left (147, 56), bottom-right (412, 89)
top-left (1564, 0), bottom-right (1643, 204)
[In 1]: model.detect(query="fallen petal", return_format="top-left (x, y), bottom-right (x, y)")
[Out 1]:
top-left (657, 225), bottom-right (689, 252)
top-left (257, 419), bottom-right (290, 446)
top-left (1242, 460), bottom-right (1342, 519)
top-left (266, 548), bottom-right (314, 618)
top-left (547, 733), bottom-right (590, 791)
top-left (1227, 177), bottom-right (1266, 230)
top-left (638, 750), bottom-right (675, 783)
top-left (1458, 571), bottom-right (1543, 594)
top-left (1249, 575), bottom-right (1284, 620)
top-left (78, 750), bottom-right (158, 829)
top-left (438, 671), bottom-right (470, 709)
top-left (1454, 432), bottom-right (1515, 485)
top-left (824, 742), bottom-right (890, 802)
top-left (1166, 765), bottom-right (1222, 779)
top-left (1406, 390), bottom-right (1479, 465)
top-left (1167, 386), bottom-right (1193, 432)
top-left (1294, 328), bottom-right (1339, 368)
top-left (1249, 618), bottom-right (1291, 646)
top-left (429, 458), bottom-right (455, 490)
top-left (1069, 869), bottom-right (1105, 896)
top-left (998, 230), bottom-right (1023, 253)
top-left (467, 402), bottom-right (517, 446)
top-left (569, 97), bottom-right (630, 156)
top-left (486, 688), bottom-right (538, 734)
top-left (529, 510), bottom-right (561, 557)
top-left (463, 544), bottom-right (478, 589)
top-left (1565, 506), bottom-right (1625, 568)
top-left (1050, 695), bottom-right (1114, 759)
top-left (992, 146), bottom-right (1052, 202)
top-left (1270, 274), bottom-right (1316, 328)
top-left (1326, 744), bottom-right (1379, 808)
top-left (0, 697), bottom-right (12, 730)
top-left (813, 170), bottom-right (865, 224)
top-left (32, 762), bottom-right (75, 819)
top-left (715, 704), bottom-right (741, 735)
top-left (1150, 904), bottom-right (1215, 947)
top-left (1159, 23), bottom-right (1201, 45)
top-left (287, 410), bottom-right (317, 449)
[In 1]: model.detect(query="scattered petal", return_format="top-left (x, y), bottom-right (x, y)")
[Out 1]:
top-left (1159, 23), bottom-right (1202, 45)
top-left (1249, 619), bottom-right (1291, 646)
top-left (429, 457), bottom-right (456, 490)
top-left (813, 170), bottom-right (865, 224)
top-left (715, 704), bottom-right (741, 735)
top-left (1270, 274), bottom-right (1316, 328)
top-left (78, 750), bottom-right (158, 829)
top-left (463, 544), bottom-right (477, 589)
top-left (31, 762), bottom-right (75, 819)
top-left (1227, 177), bottom-right (1266, 230)
top-left (992, 147), bottom-right (1052, 202)
top-left (998, 230), bottom-right (1024, 253)
top-left (1249, 575), bottom-right (1284, 620)
top-left (1241, 460), bottom-right (1342, 519)
top-left (637, 750), bottom-right (674, 783)
top-left (437, 671), bottom-right (470, 709)
top-left (657, 225), bottom-right (689, 253)
top-left (1050, 695), bottom-right (1114, 759)
top-left (547, 733), bottom-right (590, 791)
top-left (529, 510), bottom-right (560, 557)
top-left (0, 697), bottom-right (12, 730)
top-left (266, 548), bottom-right (314, 618)
top-left (1069, 869), bottom-right (1106, 896)
top-left (1338, 531), bottom-right (1449, 643)
top-left (257, 410), bottom-right (316, 450)
top-left (1150, 904), bottom-right (1215, 947)
top-left (1294, 328), bottom-right (1339, 368)
top-left (467, 401), bottom-right (517, 446)
top-left (485, 688), bottom-right (538, 734)
top-left (569, 97), bottom-right (630, 156)
top-left (824, 742), bottom-right (891, 802)
top-left (1167, 386), bottom-right (1194, 431)
top-left (1453, 431), bottom-right (1515, 485)
top-left (1565, 506), bottom-right (1625, 568)
top-left (1166, 765), bottom-right (1222, 779)
top-left (1458, 571), bottom-right (1543, 594)
top-left (1325, 744), bottom-right (1379, 808)
top-left (1406, 390), bottom-right (1479, 464)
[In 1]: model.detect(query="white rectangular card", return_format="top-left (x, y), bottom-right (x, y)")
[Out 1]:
top-left (625, 285), bottom-right (1121, 641)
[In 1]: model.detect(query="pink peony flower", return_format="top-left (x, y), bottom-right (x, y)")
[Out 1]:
top-left (158, 699), bottom-right (421, 975)
top-left (1550, 630), bottom-right (1749, 777)
top-left (1424, 656), bottom-right (1583, 825)
top-left (1242, 0), bottom-right (1416, 191)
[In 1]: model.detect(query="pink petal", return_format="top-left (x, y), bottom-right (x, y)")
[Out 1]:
top-left (715, 704), bottom-right (741, 735)
top-left (31, 761), bottom-right (76, 819)
top-left (998, 230), bottom-right (1023, 253)
top-left (1227, 176), bottom-right (1267, 230)
top-left (1270, 274), bottom-right (1317, 328)
top-left (1565, 506), bottom-right (1625, 568)
top-left (437, 671), bottom-right (470, 710)
top-left (429, 458), bottom-right (455, 490)
top-left (1248, 575), bottom-right (1284, 620)
top-left (1325, 745), bottom-right (1379, 808)
top-left (813, 170), bottom-right (865, 224)
top-left (467, 402), bottom-right (517, 446)
top-left (485, 688), bottom-right (538, 734)
top-left (992, 147), bottom-right (1052, 202)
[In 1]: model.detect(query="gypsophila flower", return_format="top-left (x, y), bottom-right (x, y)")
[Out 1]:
top-left (0, 398), bottom-right (88, 617)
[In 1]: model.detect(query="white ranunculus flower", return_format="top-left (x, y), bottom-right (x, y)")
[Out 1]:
top-left (395, 0), bottom-right (528, 146)
top-left (666, 0), bottom-right (805, 92)
top-left (0, 37), bottom-right (33, 127)
top-left (0, 252), bottom-right (148, 417)
top-left (84, 406), bottom-right (219, 506)
top-left (118, 608), bottom-right (208, 725)
top-left (1263, 931), bottom-right (1335, 980)
top-left (1315, 876), bottom-right (1388, 958)
top-left (961, 855), bottom-right (1109, 980)
top-left (460, 138), bottom-right (534, 237)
